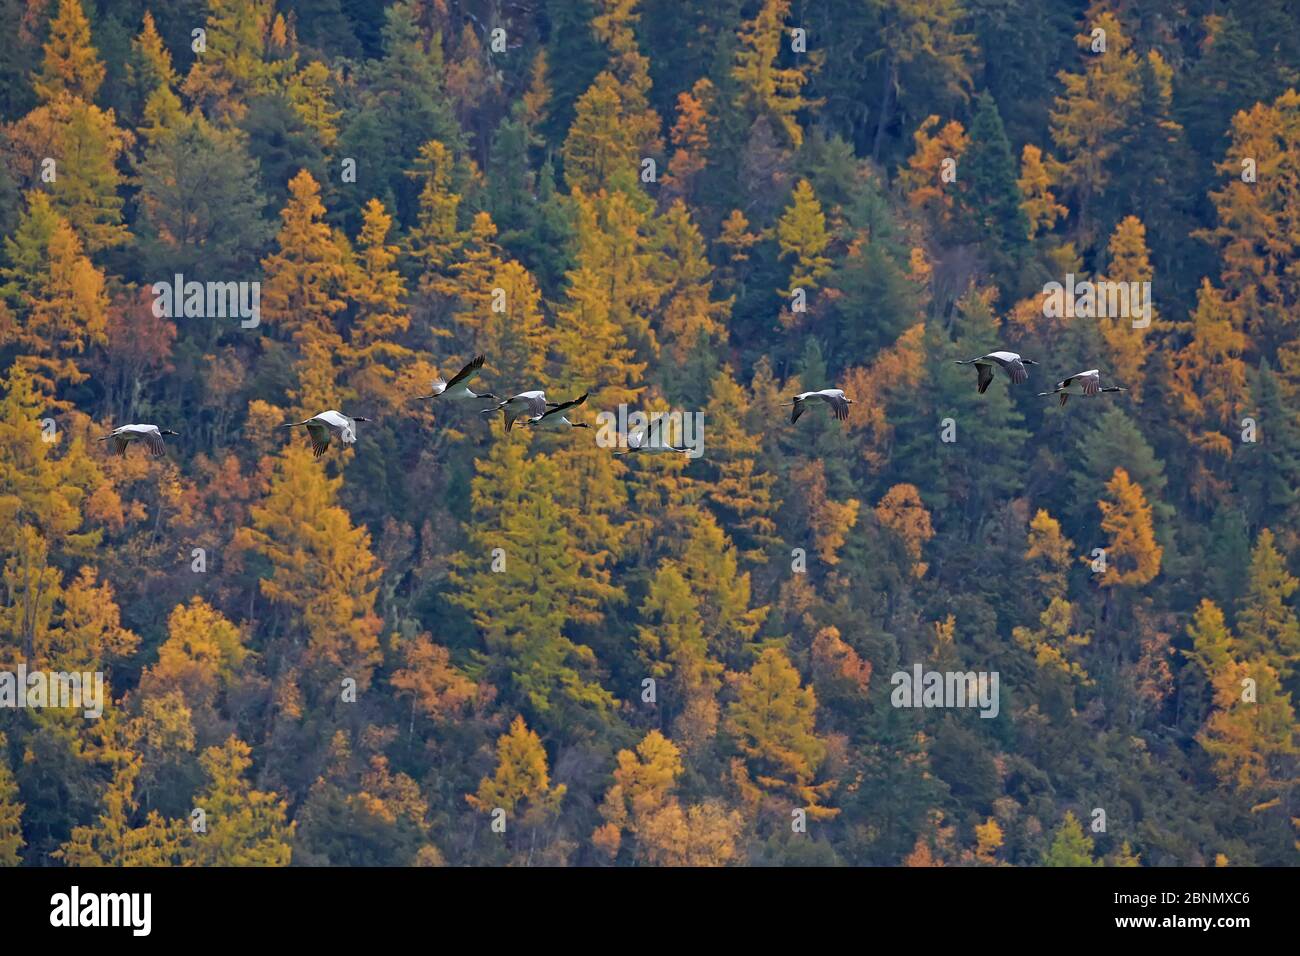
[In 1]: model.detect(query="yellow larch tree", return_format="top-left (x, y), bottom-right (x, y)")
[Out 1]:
top-left (259, 170), bottom-right (349, 414)
top-left (1198, 658), bottom-right (1297, 795)
top-left (1013, 596), bottom-right (1092, 684)
top-left (442, 211), bottom-right (505, 314)
top-left (1167, 280), bottom-right (1248, 504)
top-left (840, 323), bottom-right (928, 472)
top-left (448, 438), bottom-right (617, 716)
top-left (775, 179), bottom-right (833, 300)
top-left (7, 92), bottom-right (133, 253)
top-left (1048, 8), bottom-right (1139, 244)
top-left (593, 730), bottom-right (744, 865)
top-left (1097, 216), bottom-right (1155, 400)
top-left (551, 222), bottom-right (647, 408)
top-left (130, 12), bottom-right (184, 143)
top-left (1237, 528), bottom-right (1300, 676)
top-left (234, 444), bottom-right (383, 695)
top-left (1198, 89), bottom-right (1300, 373)
top-left (182, 0), bottom-right (295, 124)
top-left (589, 0), bottom-right (661, 160)
top-left (562, 72), bottom-right (646, 196)
top-left (55, 755), bottom-right (189, 866)
top-left (1025, 508), bottom-right (1074, 601)
top-left (546, 216), bottom-right (650, 586)
top-left (287, 60), bottom-right (341, 148)
top-left (901, 116), bottom-right (967, 220)
top-left (345, 198), bottom-right (414, 413)
top-left (1018, 144), bottom-right (1067, 239)
top-left (0, 191), bottom-right (109, 395)
top-left (732, 0), bottom-right (818, 147)
top-left (1095, 467), bottom-right (1162, 588)
top-left (789, 458), bottom-right (859, 565)
top-left (636, 562), bottom-right (724, 750)
top-left (652, 200), bottom-right (731, 360)
top-left (467, 715), bottom-right (566, 823)
top-left (476, 259), bottom-right (551, 391)
top-left (675, 508), bottom-right (767, 663)
top-left (40, 566), bottom-right (139, 671)
top-left (34, 0), bottom-right (105, 104)
top-left (726, 647), bottom-right (838, 821)
top-left (137, 597), bottom-right (249, 724)
top-left (716, 209), bottom-right (760, 292)
top-left (1185, 594), bottom-right (1298, 795)
top-left (0, 732), bottom-right (22, 865)
top-left (570, 187), bottom-right (663, 355)
top-left (405, 139), bottom-right (465, 299)
top-left (188, 735), bottom-right (294, 865)
top-left (874, 483), bottom-right (934, 578)
top-left (699, 367), bottom-right (780, 562)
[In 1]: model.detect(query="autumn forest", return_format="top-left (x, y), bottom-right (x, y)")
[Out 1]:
top-left (0, 0), bottom-right (1297, 868)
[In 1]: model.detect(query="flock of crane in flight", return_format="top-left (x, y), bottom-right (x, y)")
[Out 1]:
top-left (98, 350), bottom-right (1126, 458)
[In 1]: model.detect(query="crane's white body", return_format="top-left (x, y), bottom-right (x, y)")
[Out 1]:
top-left (113, 424), bottom-right (164, 440)
top-left (521, 392), bottom-right (589, 431)
top-left (433, 379), bottom-right (484, 401)
top-left (1038, 369), bottom-right (1125, 406)
top-left (484, 390), bottom-right (553, 431)
top-left (784, 388), bottom-right (852, 423)
top-left (421, 355), bottom-right (491, 402)
top-left (955, 350), bottom-right (1036, 392)
top-left (1055, 370), bottom-right (1100, 395)
top-left (315, 410), bottom-right (357, 442)
top-left (284, 409), bottom-right (369, 457)
top-left (100, 423), bottom-right (176, 456)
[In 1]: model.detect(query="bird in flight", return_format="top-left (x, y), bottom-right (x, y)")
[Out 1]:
top-left (618, 428), bottom-right (691, 455)
top-left (98, 424), bottom-right (179, 457)
top-left (954, 350), bottom-right (1038, 394)
top-left (781, 388), bottom-right (853, 424)
top-left (413, 354), bottom-right (496, 404)
top-left (521, 393), bottom-right (590, 430)
top-left (482, 390), bottom-right (560, 431)
top-left (1037, 369), bottom-right (1127, 407)
top-left (282, 410), bottom-right (372, 457)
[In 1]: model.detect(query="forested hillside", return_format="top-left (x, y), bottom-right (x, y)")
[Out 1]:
top-left (0, 0), bottom-right (1296, 867)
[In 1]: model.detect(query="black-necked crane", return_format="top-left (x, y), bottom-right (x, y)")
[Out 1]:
top-left (98, 424), bottom-right (179, 457)
top-left (282, 410), bottom-right (372, 457)
top-left (413, 354), bottom-right (496, 404)
top-left (617, 426), bottom-right (690, 456)
top-left (1037, 369), bottom-right (1127, 407)
top-left (521, 393), bottom-right (590, 430)
top-left (482, 389), bottom-right (560, 431)
top-left (781, 388), bottom-right (853, 424)
top-left (954, 350), bottom-right (1038, 394)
